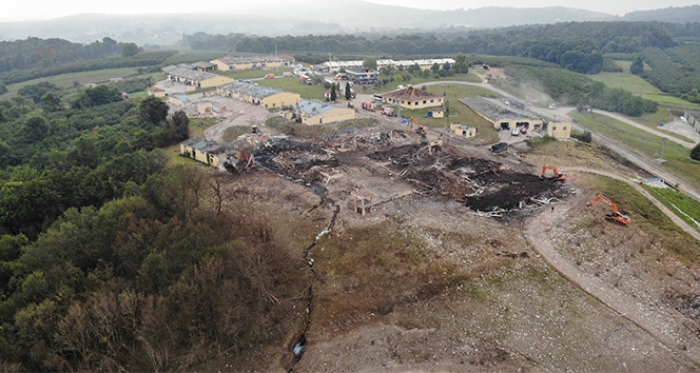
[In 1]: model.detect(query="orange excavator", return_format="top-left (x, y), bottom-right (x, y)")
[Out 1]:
top-left (541, 164), bottom-right (567, 182)
top-left (591, 194), bottom-right (630, 226)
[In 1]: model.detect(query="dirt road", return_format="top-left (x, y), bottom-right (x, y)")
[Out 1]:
top-left (525, 201), bottom-right (700, 368)
top-left (567, 167), bottom-right (700, 241)
top-left (203, 101), bottom-right (270, 143)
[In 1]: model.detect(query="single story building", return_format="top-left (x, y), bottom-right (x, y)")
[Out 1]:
top-left (217, 81), bottom-right (301, 109)
top-left (192, 61), bottom-right (217, 72)
top-left (450, 123), bottom-right (477, 138)
top-left (281, 100), bottom-right (355, 125)
top-left (148, 87), bottom-right (167, 98)
top-left (428, 108), bottom-right (444, 118)
top-left (382, 86), bottom-right (444, 110)
top-left (180, 138), bottom-right (230, 168)
top-left (162, 65), bottom-right (233, 91)
top-left (210, 55), bottom-right (294, 71)
top-left (459, 96), bottom-right (543, 132)
top-left (546, 122), bottom-right (572, 139)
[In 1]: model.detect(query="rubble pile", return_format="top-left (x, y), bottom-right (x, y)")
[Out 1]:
top-left (367, 144), bottom-right (566, 215)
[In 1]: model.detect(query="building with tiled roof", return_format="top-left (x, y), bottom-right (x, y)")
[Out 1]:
top-left (381, 86), bottom-right (444, 110)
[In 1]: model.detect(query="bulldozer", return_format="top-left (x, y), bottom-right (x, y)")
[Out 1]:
top-left (591, 194), bottom-right (630, 226)
top-left (540, 164), bottom-right (567, 182)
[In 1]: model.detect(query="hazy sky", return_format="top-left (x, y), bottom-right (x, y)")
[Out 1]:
top-left (0, 0), bottom-right (697, 22)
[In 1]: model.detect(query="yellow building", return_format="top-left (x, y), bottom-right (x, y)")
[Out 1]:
top-left (210, 55), bottom-right (294, 71)
top-left (180, 138), bottom-right (230, 168)
top-left (547, 122), bottom-right (572, 139)
top-left (382, 86), bottom-right (444, 110)
top-left (281, 100), bottom-right (355, 125)
top-left (168, 94), bottom-right (188, 107)
top-left (148, 87), bottom-right (167, 98)
top-left (218, 81), bottom-right (301, 109)
top-left (450, 123), bottom-right (477, 138)
top-left (197, 102), bottom-right (213, 115)
top-left (162, 66), bottom-right (233, 90)
top-left (459, 96), bottom-right (543, 132)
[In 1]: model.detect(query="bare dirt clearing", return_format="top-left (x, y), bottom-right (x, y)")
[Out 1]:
top-left (196, 112), bottom-right (700, 372)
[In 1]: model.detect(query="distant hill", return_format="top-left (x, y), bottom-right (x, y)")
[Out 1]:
top-left (0, 2), bottom-right (618, 45)
top-left (624, 5), bottom-right (700, 22)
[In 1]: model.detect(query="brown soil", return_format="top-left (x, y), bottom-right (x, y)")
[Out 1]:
top-left (199, 116), bottom-right (700, 373)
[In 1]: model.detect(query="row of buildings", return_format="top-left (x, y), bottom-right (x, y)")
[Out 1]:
top-left (321, 58), bottom-right (456, 73)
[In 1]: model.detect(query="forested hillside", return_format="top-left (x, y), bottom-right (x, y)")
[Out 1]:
top-left (0, 81), bottom-right (307, 371)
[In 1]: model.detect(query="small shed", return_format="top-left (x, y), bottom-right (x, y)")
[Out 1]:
top-left (428, 108), bottom-right (444, 118)
top-left (450, 123), bottom-right (477, 138)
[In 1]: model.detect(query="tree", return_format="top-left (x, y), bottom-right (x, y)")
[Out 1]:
top-left (630, 56), bottom-right (644, 75)
top-left (40, 92), bottom-right (62, 112)
top-left (20, 115), bottom-right (49, 143)
top-left (691, 142), bottom-right (700, 161)
top-left (344, 82), bottom-right (351, 100)
top-left (431, 62), bottom-right (440, 74)
top-left (139, 96), bottom-right (169, 127)
top-left (73, 85), bottom-right (122, 109)
top-left (121, 43), bottom-right (139, 58)
top-left (362, 57), bottom-right (377, 71)
top-left (330, 84), bottom-right (337, 102)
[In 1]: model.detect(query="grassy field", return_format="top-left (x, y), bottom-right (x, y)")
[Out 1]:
top-left (215, 68), bottom-right (294, 80)
top-left (644, 185), bottom-right (700, 233)
top-left (256, 77), bottom-right (326, 100)
top-left (589, 71), bottom-right (697, 108)
top-left (589, 176), bottom-right (699, 262)
top-left (0, 67), bottom-right (143, 99)
top-left (570, 111), bottom-right (700, 190)
top-left (359, 72), bottom-right (482, 94)
top-left (394, 83), bottom-right (501, 143)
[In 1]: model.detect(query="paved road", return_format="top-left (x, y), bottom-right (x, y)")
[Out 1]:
top-left (421, 80), bottom-right (700, 205)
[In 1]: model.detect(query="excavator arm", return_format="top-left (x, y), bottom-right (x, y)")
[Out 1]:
top-left (541, 164), bottom-right (567, 181)
top-left (591, 194), bottom-right (630, 226)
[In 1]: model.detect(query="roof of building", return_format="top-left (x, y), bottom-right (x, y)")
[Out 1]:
top-left (459, 96), bottom-right (541, 122)
top-left (382, 86), bottom-right (443, 101)
top-left (172, 94), bottom-right (189, 102)
top-left (192, 61), bottom-right (216, 68)
top-left (323, 58), bottom-right (456, 69)
top-left (182, 138), bottom-right (230, 155)
top-left (149, 87), bottom-right (165, 92)
top-left (162, 66), bottom-right (219, 81)
top-left (219, 81), bottom-right (284, 100)
top-left (292, 100), bottom-right (337, 117)
top-left (346, 68), bottom-right (378, 75)
top-left (213, 55), bottom-right (293, 65)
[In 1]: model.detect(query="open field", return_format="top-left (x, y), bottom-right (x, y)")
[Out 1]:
top-left (644, 185), bottom-right (700, 234)
top-left (589, 71), bottom-right (697, 108)
top-left (0, 67), bottom-right (143, 99)
top-left (162, 51), bottom-right (225, 65)
top-left (216, 68), bottom-right (294, 80)
top-left (256, 77), bottom-right (326, 100)
top-left (570, 111), bottom-right (700, 190)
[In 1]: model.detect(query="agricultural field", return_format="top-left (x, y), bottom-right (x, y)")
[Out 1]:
top-left (0, 67), bottom-right (144, 99)
top-left (589, 71), bottom-right (697, 108)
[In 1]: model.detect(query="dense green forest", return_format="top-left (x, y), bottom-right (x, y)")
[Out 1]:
top-left (0, 80), bottom-right (307, 371)
top-left (0, 37), bottom-right (135, 73)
